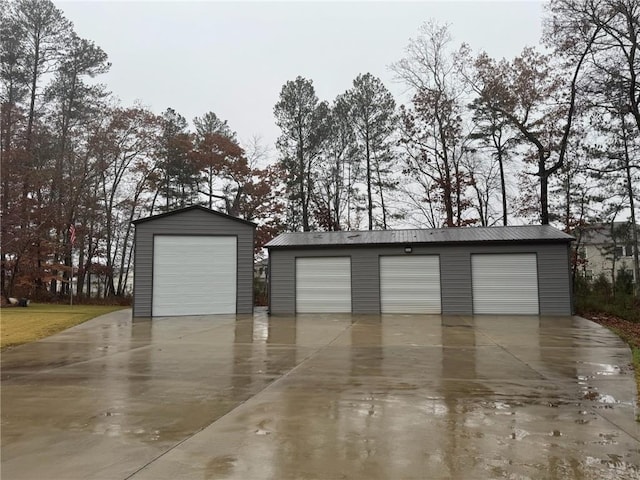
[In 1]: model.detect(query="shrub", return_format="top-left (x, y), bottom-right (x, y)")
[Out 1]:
top-left (615, 268), bottom-right (634, 296)
top-left (574, 271), bottom-right (640, 323)
top-left (573, 273), bottom-right (591, 297)
top-left (254, 277), bottom-right (268, 306)
top-left (592, 273), bottom-right (612, 298)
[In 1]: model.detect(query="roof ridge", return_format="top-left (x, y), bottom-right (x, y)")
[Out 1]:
top-left (132, 205), bottom-right (257, 227)
top-left (280, 224), bottom-right (552, 235)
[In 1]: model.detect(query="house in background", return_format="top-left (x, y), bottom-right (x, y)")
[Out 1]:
top-left (254, 258), bottom-right (268, 281)
top-left (576, 222), bottom-right (638, 284)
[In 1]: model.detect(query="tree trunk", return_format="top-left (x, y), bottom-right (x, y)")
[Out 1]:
top-left (375, 159), bottom-right (387, 229)
top-left (564, 170), bottom-right (571, 231)
top-left (347, 161), bottom-right (352, 230)
top-left (77, 238), bottom-right (86, 296)
top-left (609, 220), bottom-right (617, 298)
top-left (1, 93), bottom-right (16, 299)
top-left (117, 222), bottom-right (134, 296)
top-left (303, 157), bottom-right (313, 231)
top-left (454, 160), bottom-right (463, 226)
top-left (297, 127), bottom-right (309, 232)
top-left (26, 30), bottom-right (41, 148)
top-left (497, 148), bottom-right (507, 226)
top-left (366, 132), bottom-right (373, 230)
top-left (442, 161), bottom-right (454, 227)
top-left (471, 172), bottom-right (486, 226)
top-left (539, 151), bottom-right (550, 225)
top-left (622, 127), bottom-right (640, 298)
top-left (208, 168), bottom-right (213, 209)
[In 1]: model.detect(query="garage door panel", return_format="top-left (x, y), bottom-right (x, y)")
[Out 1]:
top-left (472, 254), bottom-right (539, 315)
top-left (153, 236), bottom-right (236, 316)
top-left (380, 256), bottom-right (441, 314)
top-left (296, 257), bottom-right (351, 313)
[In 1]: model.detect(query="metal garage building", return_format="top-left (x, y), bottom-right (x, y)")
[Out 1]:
top-left (266, 225), bottom-right (574, 315)
top-left (132, 206), bottom-right (255, 317)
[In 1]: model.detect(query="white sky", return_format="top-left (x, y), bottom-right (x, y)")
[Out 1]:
top-left (56, 1), bottom-right (545, 159)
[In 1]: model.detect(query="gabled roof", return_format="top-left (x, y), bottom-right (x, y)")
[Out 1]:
top-left (265, 225), bottom-right (573, 248)
top-left (132, 205), bottom-right (256, 227)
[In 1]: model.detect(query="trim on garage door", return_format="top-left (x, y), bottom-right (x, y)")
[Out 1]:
top-left (295, 256), bottom-right (352, 313)
top-left (471, 253), bottom-right (539, 315)
top-left (379, 255), bottom-right (441, 314)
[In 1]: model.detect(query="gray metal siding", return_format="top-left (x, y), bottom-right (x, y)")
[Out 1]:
top-left (269, 250), bottom-right (295, 314)
top-left (268, 241), bottom-right (572, 315)
top-left (267, 246), bottom-right (397, 314)
top-left (537, 243), bottom-right (573, 315)
top-left (133, 208), bottom-right (254, 317)
top-left (440, 248), bottom-right (473, 314)
top-left (351, 250), bottom-right (380, 314)
top-left (269, 247), bottom-right (384, 315)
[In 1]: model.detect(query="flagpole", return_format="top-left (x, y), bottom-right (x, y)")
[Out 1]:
top-left (70, 242), bottom-right (73, 307)
top-left (69, 223), bottom-right (75, 307)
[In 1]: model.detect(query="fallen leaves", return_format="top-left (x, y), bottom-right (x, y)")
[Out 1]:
top-left (581, 310), bottom-right (640, 347)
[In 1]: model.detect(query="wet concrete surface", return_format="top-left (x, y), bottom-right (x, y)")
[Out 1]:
top-left (1, 309), bottom-right (638, 479)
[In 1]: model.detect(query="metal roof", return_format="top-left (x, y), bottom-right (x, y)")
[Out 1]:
top-left (265, 225), bottom-right (574, 248)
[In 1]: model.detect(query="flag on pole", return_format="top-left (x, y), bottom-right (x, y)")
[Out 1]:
top-left (69, 224), bottom-right (77, 246)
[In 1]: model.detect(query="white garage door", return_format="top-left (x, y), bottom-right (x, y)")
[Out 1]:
top-left (380, 256), bottom-right (441, 314)
top-left (472, 253), bottom-right (539, 314)
top-left (296, 257), bottom-right (351, 313)
top-left (153, 236), bottom-right (236, 316)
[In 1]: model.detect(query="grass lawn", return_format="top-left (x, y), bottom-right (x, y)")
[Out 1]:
top-left (1, 304), bottom-right (127, 349)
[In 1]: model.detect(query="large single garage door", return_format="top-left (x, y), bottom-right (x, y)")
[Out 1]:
top-left (380, 256), bottom-right (441, 314)
top-left (153, 236), bottom-right (236, 316)
top-left (472, 253), bottom-right (539, 314)
top-left (296, 257), bottom-right (351, 313)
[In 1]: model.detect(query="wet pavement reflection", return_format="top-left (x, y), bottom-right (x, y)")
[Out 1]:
top-left (1, 309), bottom-right (638, 479)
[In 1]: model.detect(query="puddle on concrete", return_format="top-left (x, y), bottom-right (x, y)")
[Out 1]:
top-left (2, 311), bottom-right (638, 479)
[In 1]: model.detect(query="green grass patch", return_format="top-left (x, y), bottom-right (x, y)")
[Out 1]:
top-left (633, 346), bottom-right (640, 422)
top-left (1, 304), bottom-right (126, 349)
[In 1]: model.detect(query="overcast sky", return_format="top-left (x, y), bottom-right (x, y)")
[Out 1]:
top-left (56, 1), bottom-right (545, 159)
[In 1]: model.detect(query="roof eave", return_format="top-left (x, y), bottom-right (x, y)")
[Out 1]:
top-left (266, 237), bottom-right (574, 249)
top-left (132, 205), bottom-right (257, 228)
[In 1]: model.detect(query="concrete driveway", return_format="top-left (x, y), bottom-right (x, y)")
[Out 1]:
top-left (1, 309), bottom-right (638, 479)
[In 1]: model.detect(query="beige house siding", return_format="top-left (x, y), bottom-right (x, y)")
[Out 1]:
top-left (579, 243), bottom-right (636, 282)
